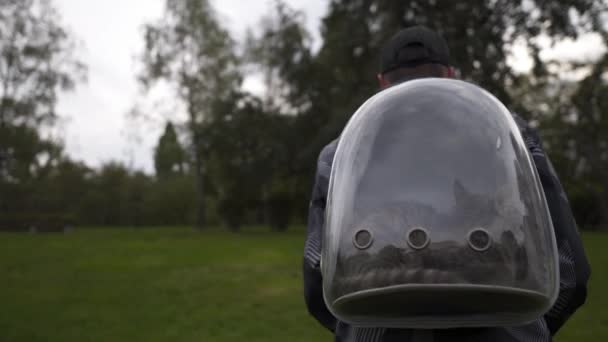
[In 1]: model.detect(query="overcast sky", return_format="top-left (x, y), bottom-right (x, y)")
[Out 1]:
top-left (54, 0), bottom-right (605, 173)
top-left (55, 0), bottom-right (325, 173)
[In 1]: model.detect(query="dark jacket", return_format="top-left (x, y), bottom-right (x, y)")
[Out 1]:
top-left (303, 114), bottom-right (591, 342)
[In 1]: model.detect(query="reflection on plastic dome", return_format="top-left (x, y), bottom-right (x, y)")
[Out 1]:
top-left (321, 79), bottom-right (558, 329)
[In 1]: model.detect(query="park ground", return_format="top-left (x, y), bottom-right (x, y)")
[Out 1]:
top-left (0, 228), bottom-right (606, 341)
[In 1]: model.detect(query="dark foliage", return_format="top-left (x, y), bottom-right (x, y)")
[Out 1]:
top-left (2, 0), bottom-right (607, 230)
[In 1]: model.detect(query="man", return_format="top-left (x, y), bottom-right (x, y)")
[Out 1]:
top-left (303, 25), bottom-right (591, 342)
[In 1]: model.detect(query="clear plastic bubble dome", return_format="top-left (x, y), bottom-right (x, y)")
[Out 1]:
top-left (321, 79), bottom-right (559, 329)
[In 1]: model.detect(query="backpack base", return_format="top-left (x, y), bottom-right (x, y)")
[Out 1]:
top-left (332, 283), bottom-right (549, 329)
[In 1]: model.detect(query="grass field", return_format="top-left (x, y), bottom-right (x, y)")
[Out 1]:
top-left (0, 228), bottom-right (605, 341)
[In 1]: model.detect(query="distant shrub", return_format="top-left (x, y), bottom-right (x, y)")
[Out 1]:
top-left (217, 197), bottom-right (246, 231)
top-left (266, 195), bottom-right (291, 232)
top-left (567, 186), bottom-right (605, 231)
top-left (0, 213), bottom-right (76, 232)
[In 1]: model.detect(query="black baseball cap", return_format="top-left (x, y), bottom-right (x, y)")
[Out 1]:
top-left (380, 26), bottom-right (450, 74)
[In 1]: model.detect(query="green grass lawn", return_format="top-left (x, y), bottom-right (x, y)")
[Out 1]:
top-left (0, 228), bottom-right (605, 341)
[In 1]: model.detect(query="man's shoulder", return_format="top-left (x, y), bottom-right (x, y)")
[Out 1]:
top-left (510, 112), bottom-right (532, 134)
top-left (316, 138), bottom-right (339, 179)
top-left (509, 112), bottom-right (544, 157)
top-left (318, 138), bottom-right (339, 164)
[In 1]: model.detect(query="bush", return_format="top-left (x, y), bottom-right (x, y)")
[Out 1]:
top-left (0, 213), bottom-right (75, 232)
top-left (217, 197), bottom-right (246, 231)
top-left (567, 185), bottom-right (605, 231)
top-left (266, 195), bottom-right (291, 232)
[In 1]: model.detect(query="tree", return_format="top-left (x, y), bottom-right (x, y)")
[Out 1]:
top-left (0, 0), bottom-right (84, 227)
top-left (0, 0), bottom-right (84, 181)
top-left (246, 1), bottom-right (322, 225)
top-left (245, 1), bottom-right (314, 113)
top-left (247, 0), bottom-right (607, 226)
top-left (144, 174), bottom-right (196, 226)
top-left (154, 121), bottom-right (186, 180)
top-left (91, 162), bottom-right (130, 226)
top-left (203, 95), bottom-right (277, 230)
top-left (41, 158), bottom-right (91, 218)
top-left (308, 0), bottom-right (606, 137)
top-left (538, 52), bottom-right (608, 229)
top-left (140, 0), bottom-right (241, 228)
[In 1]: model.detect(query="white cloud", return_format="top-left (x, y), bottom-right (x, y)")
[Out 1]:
top-left (56, 0), bottom-right (165, 172)
top-left (507, 33), bottom-right (606, 79)
top-left (539, 33), bottom-right (606, 63)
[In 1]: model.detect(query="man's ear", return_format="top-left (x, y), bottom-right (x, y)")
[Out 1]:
top-left (377, 73), bottom-right (390, 88)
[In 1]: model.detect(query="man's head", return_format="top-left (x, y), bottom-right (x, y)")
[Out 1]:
top-left (378, 26), bottom-right (454, 88)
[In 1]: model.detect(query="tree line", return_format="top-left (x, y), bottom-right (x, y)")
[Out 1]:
top-left (1, 0), bottom-right (607, 232)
